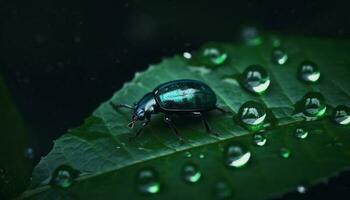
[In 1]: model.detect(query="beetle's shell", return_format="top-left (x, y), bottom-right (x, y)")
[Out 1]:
top-left (153, 79), bottom-right (217, 112)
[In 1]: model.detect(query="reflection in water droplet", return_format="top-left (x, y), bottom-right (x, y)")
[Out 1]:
top-left (200, 46), bottom-right (227, 66)
top-left (332, 105), bottom-right (350, 125)
top-left (224, 144), bottom-right (251, 168)
top-left (241, 26), bottom-right (262, 46)
top-left (182, 163), bottom-right (202, 183)
top-left (253, 133), bottom-right (267, 146)
top-left (295, 128), bottom-right (308, 139)
top-left (280, 148), bottom-right (291, 158)
top-left (272, 48), bottom-right (288, 65)
top-left (297, 185), bottom-right (307, 194)
top-left (24, 147), bottom-right (34, 160)
top-left (298, 61), bottom-right (320, 82)
top-left (238, 101), bottom-right (267, 131)
top-left (50, 165), bottom-right (79, 188)
top-left (214, 181), bottom-right (232, 199)
top-left (183, 52), bottom-right (192, 59)
top-left (242, 65), bottom-right (270, 94)
top-left (185, 151), bottom-right (192, 158)
top-left (136, 168), bottom-right (160, 194)
top-left (199, 154), bottom-right (205, 159)
top-left (301, 92), bottom-right (326, 117)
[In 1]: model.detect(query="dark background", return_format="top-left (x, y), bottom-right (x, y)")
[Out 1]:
top-left (1, 0), bottom-right (350, 199)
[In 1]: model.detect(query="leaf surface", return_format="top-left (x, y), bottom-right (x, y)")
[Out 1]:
top-left (22, 35), bottom-right (350, 200)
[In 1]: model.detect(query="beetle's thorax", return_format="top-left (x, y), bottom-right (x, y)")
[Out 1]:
top-left (133, 92), bottom-right (159, 120)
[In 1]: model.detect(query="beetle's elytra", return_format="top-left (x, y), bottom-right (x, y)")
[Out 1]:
top-left (110, 79), bottom-right (228, 141)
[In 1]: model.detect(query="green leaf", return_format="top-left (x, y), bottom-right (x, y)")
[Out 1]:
top-left (21, 35), bottom-right (350, 200)
top-left (0, 75), bottom-right (32, 199)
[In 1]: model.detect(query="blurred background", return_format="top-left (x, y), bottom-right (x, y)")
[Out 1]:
top-left (1, 0), bottom-right (350, 199)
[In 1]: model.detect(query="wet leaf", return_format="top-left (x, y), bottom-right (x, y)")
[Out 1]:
top-left (21, 35), bottom-right (350, 200)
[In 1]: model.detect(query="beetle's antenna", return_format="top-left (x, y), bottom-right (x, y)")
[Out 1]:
top-left (110, 102), bottom-right (134, 110)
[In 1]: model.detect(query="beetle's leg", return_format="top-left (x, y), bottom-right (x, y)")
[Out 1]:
top-left (129, 119), bottom-right (150, 141)
top-left (110, 102), bottom-right (134, 110)
top-left (203, 117), bottom-right (219, 137)
top-left (215, 106), bottom-right (231, 114)
top-left (164, 115), bottom-right (184, 142)
top-left (198, 112), bottom-right (219, 136)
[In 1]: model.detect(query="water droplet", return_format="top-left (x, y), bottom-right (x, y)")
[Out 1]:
top-left (253, 133), bottom-right (267, 146)
top-left (238, 101), bottom-right (267, 131)
top-left (297, 185), bottom-right (307, 194)
top-left (50, 165), bottom-right (79, 188)
top-left (200, 46), bottom-right (227, 66)
top-left (332, 105), bottom-right (350, 125)
top-left (183, 52), bottom-right (192, 59)
top-left (214, 181), bottom-right (232, 199)
top-left (182, 163), bottom-right (202, 183)
top-left (280, 148), bottom-right (291, 158)
top-left (136, 168), bottom-right (160, 194)
top-left (295, 128), bottom-right (308, 139)
top-left (272, 48), bottom-right (288, 65)
top-left (242, 65), bottom-right (270, 94)
top-left (24, 147), bottom-right (34, 160)
top-left (298, 61), bottom-right (320, 82)
top-left (184, 151), bottom-right (192, 158)
top-left (199, 154), bottom-right (205, 159)
top-left (270, 36), bottom-right (281, 47)
top-left (241, 26), bottom-right (262, 46)
top-left (224, 144), bottom-right (251, 168)
top-left (300, 92), bottom-right (327, 117)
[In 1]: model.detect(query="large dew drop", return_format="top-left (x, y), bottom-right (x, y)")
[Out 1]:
top-left (298, 61), bottom-right (320, 82)
top-left (200, 45), bottom-right (227, 66)
top-left (136, 168), bottom-right (161, 195)
top-left (224, 144), bottom-right (251, 168)
top-left (238, 101), bottom-right (267, 131)
top-left (332, 105), bottom-right (350, 125)
top-left (272, 48), bottom-right (288, 65)
top-left (242, 65), bottom-right (270, 94)
top-left (50, 165), bottom-right (79, 188)
top-left (300, 92), bottom-right (326, 117)
top-left (182, 163), bottom-right (202, 183)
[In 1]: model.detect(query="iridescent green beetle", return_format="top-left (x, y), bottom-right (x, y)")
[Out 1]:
top-left (110, 79), bottom-right (228, 140)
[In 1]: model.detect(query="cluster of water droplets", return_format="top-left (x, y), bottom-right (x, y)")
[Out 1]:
top-left (45, 32), bottom-right (350, 199)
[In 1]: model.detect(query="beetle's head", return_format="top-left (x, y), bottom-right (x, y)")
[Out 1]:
top-left (128, 107), bottom-right (145, 128)
top-left (127, 92), bottom-right (156, 129)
